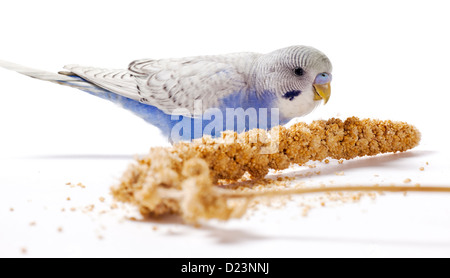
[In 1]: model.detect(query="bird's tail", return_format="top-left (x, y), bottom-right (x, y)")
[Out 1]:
top-left (0, 59), bottom-right (106, 94)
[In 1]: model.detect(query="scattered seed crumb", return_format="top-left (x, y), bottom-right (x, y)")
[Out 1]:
top-left (419, 167), bottom-right (424, 171)
top-left (65, 182), bottom-right (76, 188)
top-left (76, 182), bottom-right (85, 188)
top-left (352, 194), bottom-right (361, 201)
top-left (61, 208), bottom-right (65, 212)
top-left (70, 207), bottom-right (76, 212)
top-left (66, 197), bottom-right (71, 201)
top-left (415, 183), bottom-right (421, 187)
top-left (97, 235), bottom-right (104, 240)
top-left (29, 222), bottom-right (36, 226)
top-left (57, 227), bottom-right (63, 233)
top-left (338, 159), bottom-right (344, 164)
top-left (403, 178), bottom-right (412, 183)
top-left (9, 208), bottom-right (14, 212)
top-left (403, 192), bottom-right (408, 196)
top-left (82, 204), bottom-right (95, 213)
top-left (426, 162), bottom-right (429, 165)
top-left (129, 217), bottom-right (137, 221)
top-left (99, 197), bottom-right (105, 203)
top-left (21, 247), bottom-right (27, 254)
top-left (66, 182), bottom-right (74, 187)
top-left (110, 203), bottom-right (118, 210)
top-left (324, 159), bottom-right (330, 164)
top-left (335, 171), bottom-right (345, 176)
top-left (152, 226), bottom-right (158, 231)
top-left (320, 202), bottom-right (326, 207)
top-left (302, 206), bottom-right (311, 217)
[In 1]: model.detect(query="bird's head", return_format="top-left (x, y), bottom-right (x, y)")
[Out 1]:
top-left (251, 45), bottom-right (332, 121)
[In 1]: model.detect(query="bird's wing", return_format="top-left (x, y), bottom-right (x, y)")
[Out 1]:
top-left (62, 65), bottom-right (141, 101)
top-left (127, 53), bottom-right (258, 116)
top-left (63, 53), bottom-right (257, 117)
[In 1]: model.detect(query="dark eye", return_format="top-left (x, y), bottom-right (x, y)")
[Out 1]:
top-left (294, 67), bottom-right (304, 76)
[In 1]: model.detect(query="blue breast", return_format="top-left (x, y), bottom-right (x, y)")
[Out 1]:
top-left (70, 79), bottom-right (286, 142)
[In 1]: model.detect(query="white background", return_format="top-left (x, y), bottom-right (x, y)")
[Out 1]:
top-left (1, 0), bottom-right (450, 258)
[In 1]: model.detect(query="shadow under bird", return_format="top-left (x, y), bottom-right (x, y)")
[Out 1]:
top-left (0, 46), bottom-right (332, 141)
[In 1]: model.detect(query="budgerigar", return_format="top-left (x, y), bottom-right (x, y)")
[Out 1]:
top-left (0, 46), bottom-right (332, 141)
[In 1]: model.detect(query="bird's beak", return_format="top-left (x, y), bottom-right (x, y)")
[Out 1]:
top-left (313, 82), bottom-right (331, 104)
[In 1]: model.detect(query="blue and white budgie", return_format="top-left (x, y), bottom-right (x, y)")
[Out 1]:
top-left (0, 46), bottom-right (332, 141)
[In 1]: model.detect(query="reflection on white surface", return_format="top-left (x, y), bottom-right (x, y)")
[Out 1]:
top-left (1, 149), bottom-right (449, 257)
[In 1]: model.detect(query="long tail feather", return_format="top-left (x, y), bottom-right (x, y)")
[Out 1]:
top-left (0, 59), bottom-right (174, 136)
top-left (0, 59), bottom-right (106, 93)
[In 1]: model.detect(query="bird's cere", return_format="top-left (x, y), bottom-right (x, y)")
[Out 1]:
top-left (314, 72), bottom-right (332, 85)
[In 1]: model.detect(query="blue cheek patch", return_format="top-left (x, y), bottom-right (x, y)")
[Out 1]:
top-left (314, 73), bottom-right (332, 85)
top-left (282, 90), bottom-right (302, 101)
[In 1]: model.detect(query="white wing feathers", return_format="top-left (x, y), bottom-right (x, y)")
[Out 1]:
top-left (63, 65), bottom-right (140, 101)
top-left (64, 53), bottom-right (259, 116)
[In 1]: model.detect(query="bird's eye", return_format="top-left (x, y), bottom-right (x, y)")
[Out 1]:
top-left (294, 67), bottom-right (304, 76)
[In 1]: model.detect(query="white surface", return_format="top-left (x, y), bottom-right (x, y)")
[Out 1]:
top-left (1, 0), bottom-right (450, 258)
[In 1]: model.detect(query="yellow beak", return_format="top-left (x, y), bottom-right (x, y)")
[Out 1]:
top-left (313, 82), bottom-right (331, 104)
